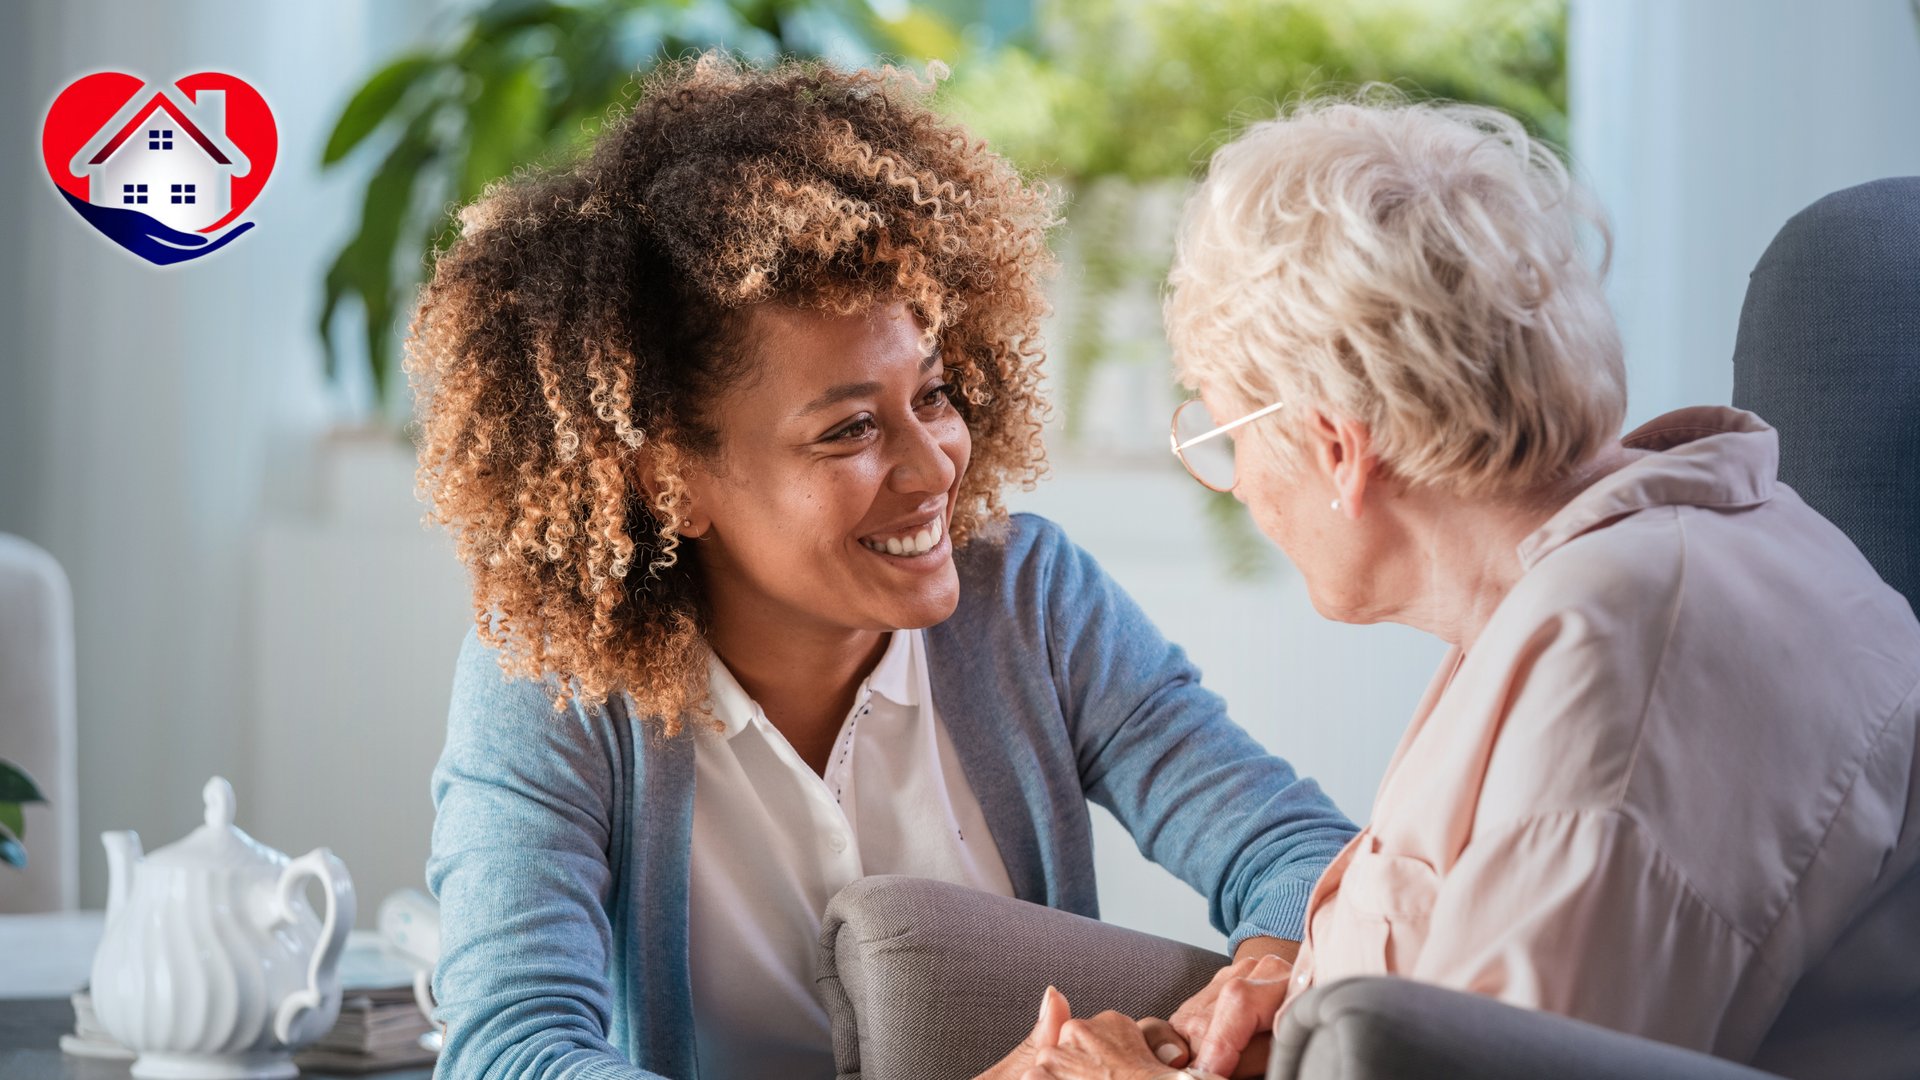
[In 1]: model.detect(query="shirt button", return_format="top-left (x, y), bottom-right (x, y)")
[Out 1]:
top-left (1296, 973), bottom-right (1309, 987)
top-left (828, 832), bottom-right (848, 853)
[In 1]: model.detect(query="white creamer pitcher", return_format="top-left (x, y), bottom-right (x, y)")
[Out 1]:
top-left (91, 776), bottom-right (356, 1080)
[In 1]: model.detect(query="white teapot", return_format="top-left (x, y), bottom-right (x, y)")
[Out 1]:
top-left (91, 776), bottom-right (355, 1080)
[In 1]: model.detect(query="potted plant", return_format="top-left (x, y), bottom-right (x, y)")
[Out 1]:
top-left (0, 759), bottom-right (48, 870)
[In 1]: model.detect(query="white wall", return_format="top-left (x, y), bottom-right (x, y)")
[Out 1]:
top-left (0, 1), bottom-right (440, 917)
top-left (1570, 0), bottom-right (1920, 425)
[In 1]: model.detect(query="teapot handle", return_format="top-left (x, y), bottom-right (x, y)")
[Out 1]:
top-left (271, 847), bottom-right (357, 1046)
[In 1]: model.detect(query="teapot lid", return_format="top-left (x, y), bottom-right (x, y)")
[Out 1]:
top-left (146, 777), bottom-right (287, 872)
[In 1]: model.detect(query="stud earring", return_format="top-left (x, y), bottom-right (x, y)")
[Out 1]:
top-left (1330, 499), bottom-right (1341, 512)
top-left (679, 518), bottom-right (693, 529)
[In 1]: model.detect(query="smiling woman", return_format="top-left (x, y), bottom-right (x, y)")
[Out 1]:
top-left (684, 303), bottom-right (969, 737)
top-left (403, 52), bottom-right (1355, 1080)
top-left (407, 53), bottom-right (1055, 732)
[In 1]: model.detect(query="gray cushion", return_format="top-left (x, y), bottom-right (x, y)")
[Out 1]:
top-left (817, 875), bottom-right (1226, 1080)
top-left (1270, 977), bottom-right (1783, 1080)
top-left (1731, 176), bottom-right (1920, 610)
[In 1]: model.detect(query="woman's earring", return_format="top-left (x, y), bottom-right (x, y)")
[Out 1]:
top-left (1330, 499), bottom-right (1341, 512)
top-left (679, 518), bottom-right (693, 529)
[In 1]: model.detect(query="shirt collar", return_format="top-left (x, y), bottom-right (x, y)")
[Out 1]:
top-left (865, 629), bottom-right (919, 709)
top-left (703, 648), bottom-right (761, 741)
top-left (1516, 405), bottom-right (1779, 570)
top-left (702, 629), bottom-right (920, 742)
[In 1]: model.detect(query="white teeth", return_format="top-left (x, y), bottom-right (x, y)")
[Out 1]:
top-left (863, 516), bottom-right (944, 557)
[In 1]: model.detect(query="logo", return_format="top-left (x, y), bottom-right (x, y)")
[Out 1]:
top-left (41, 71), bottom-right (276, 266)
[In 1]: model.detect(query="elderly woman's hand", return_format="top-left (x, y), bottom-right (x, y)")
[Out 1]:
top-left (982, 988), bottom-right (1196, 1080)
top-left (1018, 1009), bottom-right (1185, 1080)
top-left (1166, 940), bottom-right (1296, 1076)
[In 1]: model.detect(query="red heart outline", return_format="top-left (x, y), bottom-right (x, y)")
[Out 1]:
top-left (42, 70), bottom-right (277, 234)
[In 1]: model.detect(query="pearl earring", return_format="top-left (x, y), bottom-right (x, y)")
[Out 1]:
top-left (1330, 499), bottom-right (1341, 512)
top-left (680, 518), bottom-right (693, 529)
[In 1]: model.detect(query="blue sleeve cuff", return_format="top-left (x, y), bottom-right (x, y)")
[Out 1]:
top-left (1227, 878), bottom-right (1315, 953)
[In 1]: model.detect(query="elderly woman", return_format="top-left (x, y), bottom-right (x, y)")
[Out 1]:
top-left (408, 56), bottom-right (1357, 1080)
top-left (1024, 95), bottom-right (1920, 1080)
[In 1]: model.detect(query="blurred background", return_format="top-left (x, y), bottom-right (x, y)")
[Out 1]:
top-left (0, 0), bottom-right (1916, 950)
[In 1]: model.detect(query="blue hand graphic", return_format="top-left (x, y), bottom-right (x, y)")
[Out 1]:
top-left (59, 187), bottom-right (253, 265)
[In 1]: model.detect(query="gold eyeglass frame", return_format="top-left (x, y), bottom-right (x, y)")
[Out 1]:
top-left (1168, 398), bottom-right (1285, 492)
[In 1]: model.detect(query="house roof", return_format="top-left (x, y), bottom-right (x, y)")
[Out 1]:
top-left (67, 84), bottom-right (251, 178)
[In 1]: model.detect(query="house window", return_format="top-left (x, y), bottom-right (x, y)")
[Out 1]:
top-left (170, 183), bottom-right (196, 205)
top-left (122, 183), bottom-right (148, 205)
top-left (148, 128), bottom-right (173, 150)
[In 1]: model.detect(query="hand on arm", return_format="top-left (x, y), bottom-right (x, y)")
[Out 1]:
top-left (1165, 936), bottom-right (1297, 1077)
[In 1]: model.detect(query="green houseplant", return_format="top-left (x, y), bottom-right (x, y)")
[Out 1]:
top-left (0, 759), bottom-right (48, 870)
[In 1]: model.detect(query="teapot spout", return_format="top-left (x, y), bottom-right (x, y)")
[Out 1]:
top-left (101, 831), bottom-right (143, 922)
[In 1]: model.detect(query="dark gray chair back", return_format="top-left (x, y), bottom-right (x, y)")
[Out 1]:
top-left (1731, 177), bottom-right (1920, 610)
top-left (1270, 977), bottom-right (1780, 1080)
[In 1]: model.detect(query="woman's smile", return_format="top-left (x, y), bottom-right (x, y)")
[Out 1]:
top-left (858, 512), bottom-right (946, 559)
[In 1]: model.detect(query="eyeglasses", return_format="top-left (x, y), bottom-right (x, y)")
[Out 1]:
top-left (1169, 398), bottom-right (1285, 492)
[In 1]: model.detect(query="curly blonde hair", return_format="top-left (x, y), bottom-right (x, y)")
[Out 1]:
top-left (406, 54), bottom-right (1059, 734)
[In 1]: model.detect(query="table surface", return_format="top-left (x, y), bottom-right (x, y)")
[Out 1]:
top-left (0, 997), bottom-right (434, 1080)
top-left (1, 912), bottom-right (433, 1078)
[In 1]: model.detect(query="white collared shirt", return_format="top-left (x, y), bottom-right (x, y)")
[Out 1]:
top-left (686, 628), bottom-right (1015, 1078)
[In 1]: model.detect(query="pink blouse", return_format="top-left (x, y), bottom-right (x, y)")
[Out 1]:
top-left (1283, 407), bottom-right (1920, 1079)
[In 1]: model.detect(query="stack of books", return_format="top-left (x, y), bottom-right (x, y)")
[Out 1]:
top-left (293, 983), bottom-right (440, 1074)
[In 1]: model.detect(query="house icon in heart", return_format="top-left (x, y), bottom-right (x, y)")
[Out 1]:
top-left (42, 71), bottom-right (277, 266)
top-left (68, 84), bottom-right (252, 235)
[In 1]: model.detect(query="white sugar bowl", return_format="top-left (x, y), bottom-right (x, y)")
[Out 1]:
top-left (91, 776), bottom-right (356, 1080)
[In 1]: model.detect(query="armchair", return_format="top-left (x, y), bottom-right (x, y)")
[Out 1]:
top-left (817, 876), bottom-right (1781, 1080)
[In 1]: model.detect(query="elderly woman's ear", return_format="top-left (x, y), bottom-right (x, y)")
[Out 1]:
top-left (1305, 411), bottom-right (1377, 520)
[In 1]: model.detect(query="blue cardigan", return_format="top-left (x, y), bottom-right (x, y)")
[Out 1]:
top-left (427, 513), bottom-right (1356, 1079)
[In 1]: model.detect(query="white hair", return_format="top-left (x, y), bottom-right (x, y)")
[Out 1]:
top-left (1166, 88), bottom-right (1626, 497)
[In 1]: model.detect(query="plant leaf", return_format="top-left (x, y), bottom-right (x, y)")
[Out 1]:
top-left (0, 836), bottom-right (25, 870)
top-left (473, 0), bottom-right (565, 38)
top-left (318, 108), bottom-right (440, 402)
top-left (323, 54), bottom-right (440, 165)
top-left (0, 802), bottom-right (22, 844)
top-left (0, 761), bottom-right (46, 803)
top-left (459, 61), bottom-right (545, 203)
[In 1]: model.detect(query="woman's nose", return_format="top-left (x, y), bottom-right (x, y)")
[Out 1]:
top-left (888, 418), bottom-right (958, 494)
